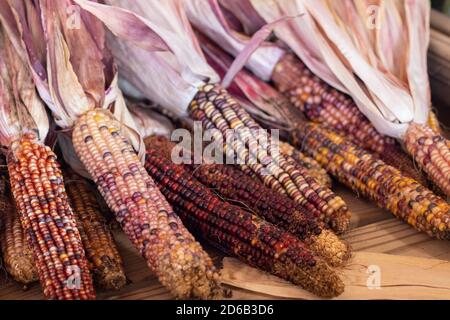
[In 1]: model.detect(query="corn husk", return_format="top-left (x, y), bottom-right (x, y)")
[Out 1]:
top-left (75, 0), bottom-right (219, 117)
top-left (200, 34), bottom-right (291, 130)
top-left (2, 0), bottom-right (145, 174)
top-left (232, 0), bottom-right (433, 139)
top-left (0, 21), bottom-right (48, 148)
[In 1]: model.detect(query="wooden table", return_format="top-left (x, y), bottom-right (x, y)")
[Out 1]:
top-left (1, 184), bottom-right (449, 300)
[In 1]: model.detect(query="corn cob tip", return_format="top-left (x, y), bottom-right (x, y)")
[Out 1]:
top-left (327, 210), bottom-right (351, 235)
top-left (93, 258), bottom-right (127, 291)
top-left (3, 254), bottom-right (38, 285)
top-left (308, 229), bottom-right (352, 267)
top-left (275, 259), bottom-right (345, 298)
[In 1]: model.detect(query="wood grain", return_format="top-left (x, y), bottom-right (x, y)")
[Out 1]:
top-left (0, 184), bottom-right (448, 300)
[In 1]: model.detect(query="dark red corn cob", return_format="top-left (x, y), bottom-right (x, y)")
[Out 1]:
top-left (144, 148), bottom-right (344, 297)
top-left (145, 135), bottom-right (350, 266)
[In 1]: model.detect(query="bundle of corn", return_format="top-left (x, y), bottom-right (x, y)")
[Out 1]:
top-left (271, 54), bottom-right (426, 185)
top-left (197, 36), bottom-right (332, 188)
top-left (427, 110), bottom-right (443, 135)
top-left (7, 0), bottom-right (221, 299)
top-left (74, 0), bottom-right (351, 234)
top-left (144, 143), bottom-right (345, 298)
top-left (221, 0), bottom-right (450, 198)
top-left (279, 142), bottom-right (331, 188)
top-left (144, 135), bottom-right (350, 267)
top-left (186, 0), bottom-right (429, 186)
top-left (0, 14), bottom-right (95, 299)
top-left (0, 174), bottom-right (38, 286)
top-left (217, 69), bottom-right (450, 240)
top-left (64, 169), bottom-right (126, 290)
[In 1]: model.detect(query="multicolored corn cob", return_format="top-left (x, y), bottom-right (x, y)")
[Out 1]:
top-left (144, 135), bottom-right (350, 267)
top-left (291, 122), bottom-right (450, 240)
top-left (189, 83), bottom-right (351, 233)
top-left (64, 169), bottom-right (126, 290)
top-left (72, 109), bottom-right (221, 299)
top-left (144, 147), bottom-right (344, 298)
top-left (279, 141), bottom-right (332, 188)
top-left (272, 53), bottom-right (427, 184)
top-left (0, 174), bottom-right (38, 285)
top-left (7, 133), bottom-right (95, 299)
top-left (405, 124), bottom-right (450, 198)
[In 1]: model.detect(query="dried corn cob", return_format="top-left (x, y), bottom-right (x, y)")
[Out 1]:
top-left (64, 169), bottom-right (126, 290)
top-left (189, 83), bottom-right (351, 233)
top-left (145, 135), bottom-right (350, 267)
top-left (279, 141), bottom-right (332, 188)
top-left (272, 53), bottom-right (427, 184)
top-left (291, 123), bottom-right (450, 240)
top-left (72, 109), bottom-right (221, 299)
top-left (144, 149), bottom-right (344, 298)
top-left (405, 124), bottom-right (450, 198)
top-left (0, 175), bottom-right (38, 285)
top-left (7, 133), bottom-right (95, 299)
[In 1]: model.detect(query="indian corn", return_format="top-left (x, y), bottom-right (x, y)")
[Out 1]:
top-left (72, 109), bottom-right (221, 299)
top-left (0, 174), bottom-right (38, 285)
top-left (144, 146), bottom-right (345, 298)
top-left (291, 122), bottom-right (450, 240)
top-left (64, 169), bottom-right (126, 290)
top-left (145, 135), bottom-right (350, 267)
top-left (428, 111), bottom-right (442, 135)
top-left (279, 141), bottom-right (332, 188)
top-left (7, 133), bottom-right (95, 299)
top-left (405, 124), bottom-right (450, 198)
top-left (189, 83), bottom-right (351, 234)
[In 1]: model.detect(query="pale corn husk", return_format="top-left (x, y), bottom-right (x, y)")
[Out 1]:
top-left (75, 0), bottom-right (219, 117)
top-left (2, 0), bottom-right (145, 173)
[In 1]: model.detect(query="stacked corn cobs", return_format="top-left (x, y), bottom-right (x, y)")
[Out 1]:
top-left (189, 83), bottom-right (351, 234)
top-left (71, 109), bottom-right (222, 299)
top-left (144, 135), bottom-right (348, 298)
top-left (272, 53), bottom-right (428, 186)
top-left (290, 122), bottom-right (450, 240)
top-left (0, 172), bottom-right (38, 286)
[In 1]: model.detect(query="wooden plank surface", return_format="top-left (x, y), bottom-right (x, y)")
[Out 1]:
top-left (221, 252), bottom-right (450, 300)
top-left (0, 184), bottom-right (448, 300)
